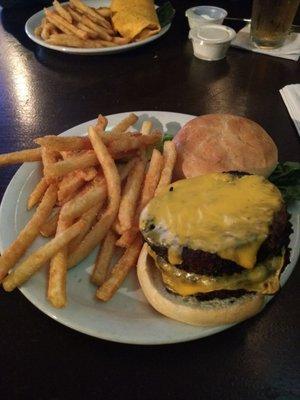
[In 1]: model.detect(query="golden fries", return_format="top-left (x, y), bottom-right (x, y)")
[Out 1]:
top-left (116, 149), bottom-right (164, 248)
top-left (45, 8), bottom-right (88, 40)
top-left (57, 167), bottom-right (97, 205)
top-left (110, 113), bottom-right (138, 134)
top-left (68, 203), bottom-right (103, 253)
top-left (46, 150), bottom-right (97, 178)
top-left (3, 220), bottom-right (84, 292)
top-left (60, 176), bottom-right (107, 222)
top-left (35, 0), bottom-right (161, 49)
top-left (35, 135), bottom-right (91, 151)
top-left (91, 230), bottom-right (117, 286)
top-left (118, 158), bottom-right (145, 231)
top-left (35, 133), bottom-right (161, 153)
top-left (0, 148), bottom-right (41, 165)
top-left (96, 236), bottom-right (143, 301)
top-left (48, 216), bottom-right (70, 308)
top-left (0, 113), bottom-right (177, 306)
top-left (40, 208), bottom-right (60, 237)
top-left (155, 141), bottom-right (177, 195)
top-left (139, 149), bottom-right (164, 210)
top-left (53, 0), bottom-right (72, 23)
top-left (0, 184), bottom-right (57, 281)
top-left (68, 127), bottom-right (121, 268)
top-left (70, 0), bottom-right (111, 30)
top-left (27, 177), bottom-right (49, 210)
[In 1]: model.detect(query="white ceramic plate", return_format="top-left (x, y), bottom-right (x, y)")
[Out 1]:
top-left (25, 0), bottom-right (171, 55)
top-left (0, 111), bottom-right (299, 345)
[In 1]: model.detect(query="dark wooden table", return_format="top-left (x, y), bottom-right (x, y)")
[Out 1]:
top-left (0, 1), bottom-right (299, 399)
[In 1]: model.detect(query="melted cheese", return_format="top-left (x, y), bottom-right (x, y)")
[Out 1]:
top-left (151, 250), bottom-right (284, 296)
top-left (140, 173), bottom-right (282, 269)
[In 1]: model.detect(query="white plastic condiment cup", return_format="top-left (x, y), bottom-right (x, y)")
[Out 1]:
top-left (186, 6), bottom-right (228, 29)
top-left (189, 24), bottom-right (236, 61)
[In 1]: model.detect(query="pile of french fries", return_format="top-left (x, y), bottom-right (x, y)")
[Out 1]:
top-left (35, 0), bottom-right (132, 48)
top-left (0, 113), bottom-right (177, 308)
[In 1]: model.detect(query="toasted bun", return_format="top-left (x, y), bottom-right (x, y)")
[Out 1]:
top-left (137, 244), bottom-right (265, 327)
top-left (173, 114), bottom-right (278, 179)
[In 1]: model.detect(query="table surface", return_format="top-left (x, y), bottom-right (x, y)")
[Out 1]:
top-left (0, 1), bottom-right (300, 399)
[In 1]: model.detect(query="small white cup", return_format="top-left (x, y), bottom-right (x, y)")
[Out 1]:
top-left (189, 24), bottom-right (236, 61)
top-left (186, 6), bottom-right (228, 29)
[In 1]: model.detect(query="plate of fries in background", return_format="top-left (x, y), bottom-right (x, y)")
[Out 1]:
top-left (25, 0), bottom-right (172, 54)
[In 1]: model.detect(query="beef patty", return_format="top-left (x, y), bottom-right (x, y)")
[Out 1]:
top-left (146, 205), bottom-right (291, 277)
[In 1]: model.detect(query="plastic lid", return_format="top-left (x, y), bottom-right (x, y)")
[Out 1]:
top-left (186, 6), bottom-right (227, 20)
top-left (189, 24), bottom-right (236, 43)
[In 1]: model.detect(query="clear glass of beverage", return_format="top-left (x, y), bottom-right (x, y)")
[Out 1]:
top-left (250, 0), bottom-right (300, 49)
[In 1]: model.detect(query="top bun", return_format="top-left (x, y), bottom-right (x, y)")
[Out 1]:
top-left (173, 114), bottom-right (278, 179)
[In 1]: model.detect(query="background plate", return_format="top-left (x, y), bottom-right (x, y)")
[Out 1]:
top-left (25, 0), bottom-right (171, 55)
top-left (0, 111), bottom-right (299, 345)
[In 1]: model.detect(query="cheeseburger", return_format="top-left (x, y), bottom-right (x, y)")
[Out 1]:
top-left (137, 115), bottom-right (291, 326)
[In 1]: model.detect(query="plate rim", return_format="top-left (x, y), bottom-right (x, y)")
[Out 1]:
top-left (24, 1), bottom-right (171, 55)
top-left (0, 110), bottom-right (299, 345)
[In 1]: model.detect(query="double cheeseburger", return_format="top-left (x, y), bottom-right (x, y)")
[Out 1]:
top-left (137, 114), bottom-right (291, 326)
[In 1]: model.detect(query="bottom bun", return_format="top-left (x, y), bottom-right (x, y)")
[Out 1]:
top-left (137, 244), bottom-right (266, 327)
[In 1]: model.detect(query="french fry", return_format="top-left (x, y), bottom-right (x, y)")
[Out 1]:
top-left (107, 133), bottom-right (161, 157)
top-left (45, 150), bottom-right (97, 178)
top-left (70, 0), bottom-right (112, 30)
top-left (0, 148), bottom-right (41, 165)
top-left (139, 149), bottom-right (164, 210)
top-left (35, 135), bottom-right (91, 151)
top-left (91, 230), bottom-right (117, 286)
top-left (96, 114), bottom-right (108, 131)
top-left (112, 218), bottom-right (123, 235)
top-left (155, 141), bottom-right (177, 195)
top-left (42, 147), bottom-right (58, 184)
top-left (118, 159), bottom-right (145, 231)
top-left (47, 216), bottom-right (70, 308)
top-left (78, 166), bottom-right (98, 181)
top-left (68, 127), bottom-right (121, 268)
top-left (68, 202), bottom-right (103, 253)
top-left (96, 235), bottom-right (143, 301)
top-left (27, 177), bottom-right (49, 210)
top-left (35, 132), bottom-right (161, 153)
top-left (58, 171), bottom-right (86, 205)
top-left (80, 15), bottom-right (112, 41)
top-left (34, 25), bottom-right (43, 37)
top-left (43, 134), bottom-right (161, 178)
top-left (116, 149), bottom-right (163, 248)
top-left (115, 227), bottom-right (138, 248)
top-left (0, 184), bottom-right (57, 281)
top-left (60, 176), bottom-right (107, 222)
top-left (57, 167), bottom-right (97, 205)
top-left (47, 34), bottom-right (118, 49)
top-left (2, 220), bottom-right (84, 292)
top-left (67, 6), bottom-right (82, 22)
top-left (53, 0), bottom-right (72, 23)
top-left (40, 208), bottom-right (60, 237)
top-left (45, 9), bottom-right (88, 40)
top-left (141, 120), bottom-right (153, 135)
top-left (41, 22), bottom-right (55, 40)
top-left (110, 113), bottom-right (138, 134)
top-left (117, 158), bottom-right (137, 181)
top-left (77, 22), bottom-right (99, 39)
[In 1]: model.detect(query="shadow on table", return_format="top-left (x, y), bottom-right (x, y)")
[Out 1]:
top-left (0, 5), bottom-right (44, 52)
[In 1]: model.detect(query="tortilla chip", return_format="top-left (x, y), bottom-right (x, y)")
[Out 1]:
top-left (111, 0), bottom-right (161, 40)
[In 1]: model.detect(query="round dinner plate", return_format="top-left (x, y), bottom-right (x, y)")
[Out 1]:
top-left (0, 111), bottom-right (299, 345)
top-left (25, 0), bottom-right (171, 55)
